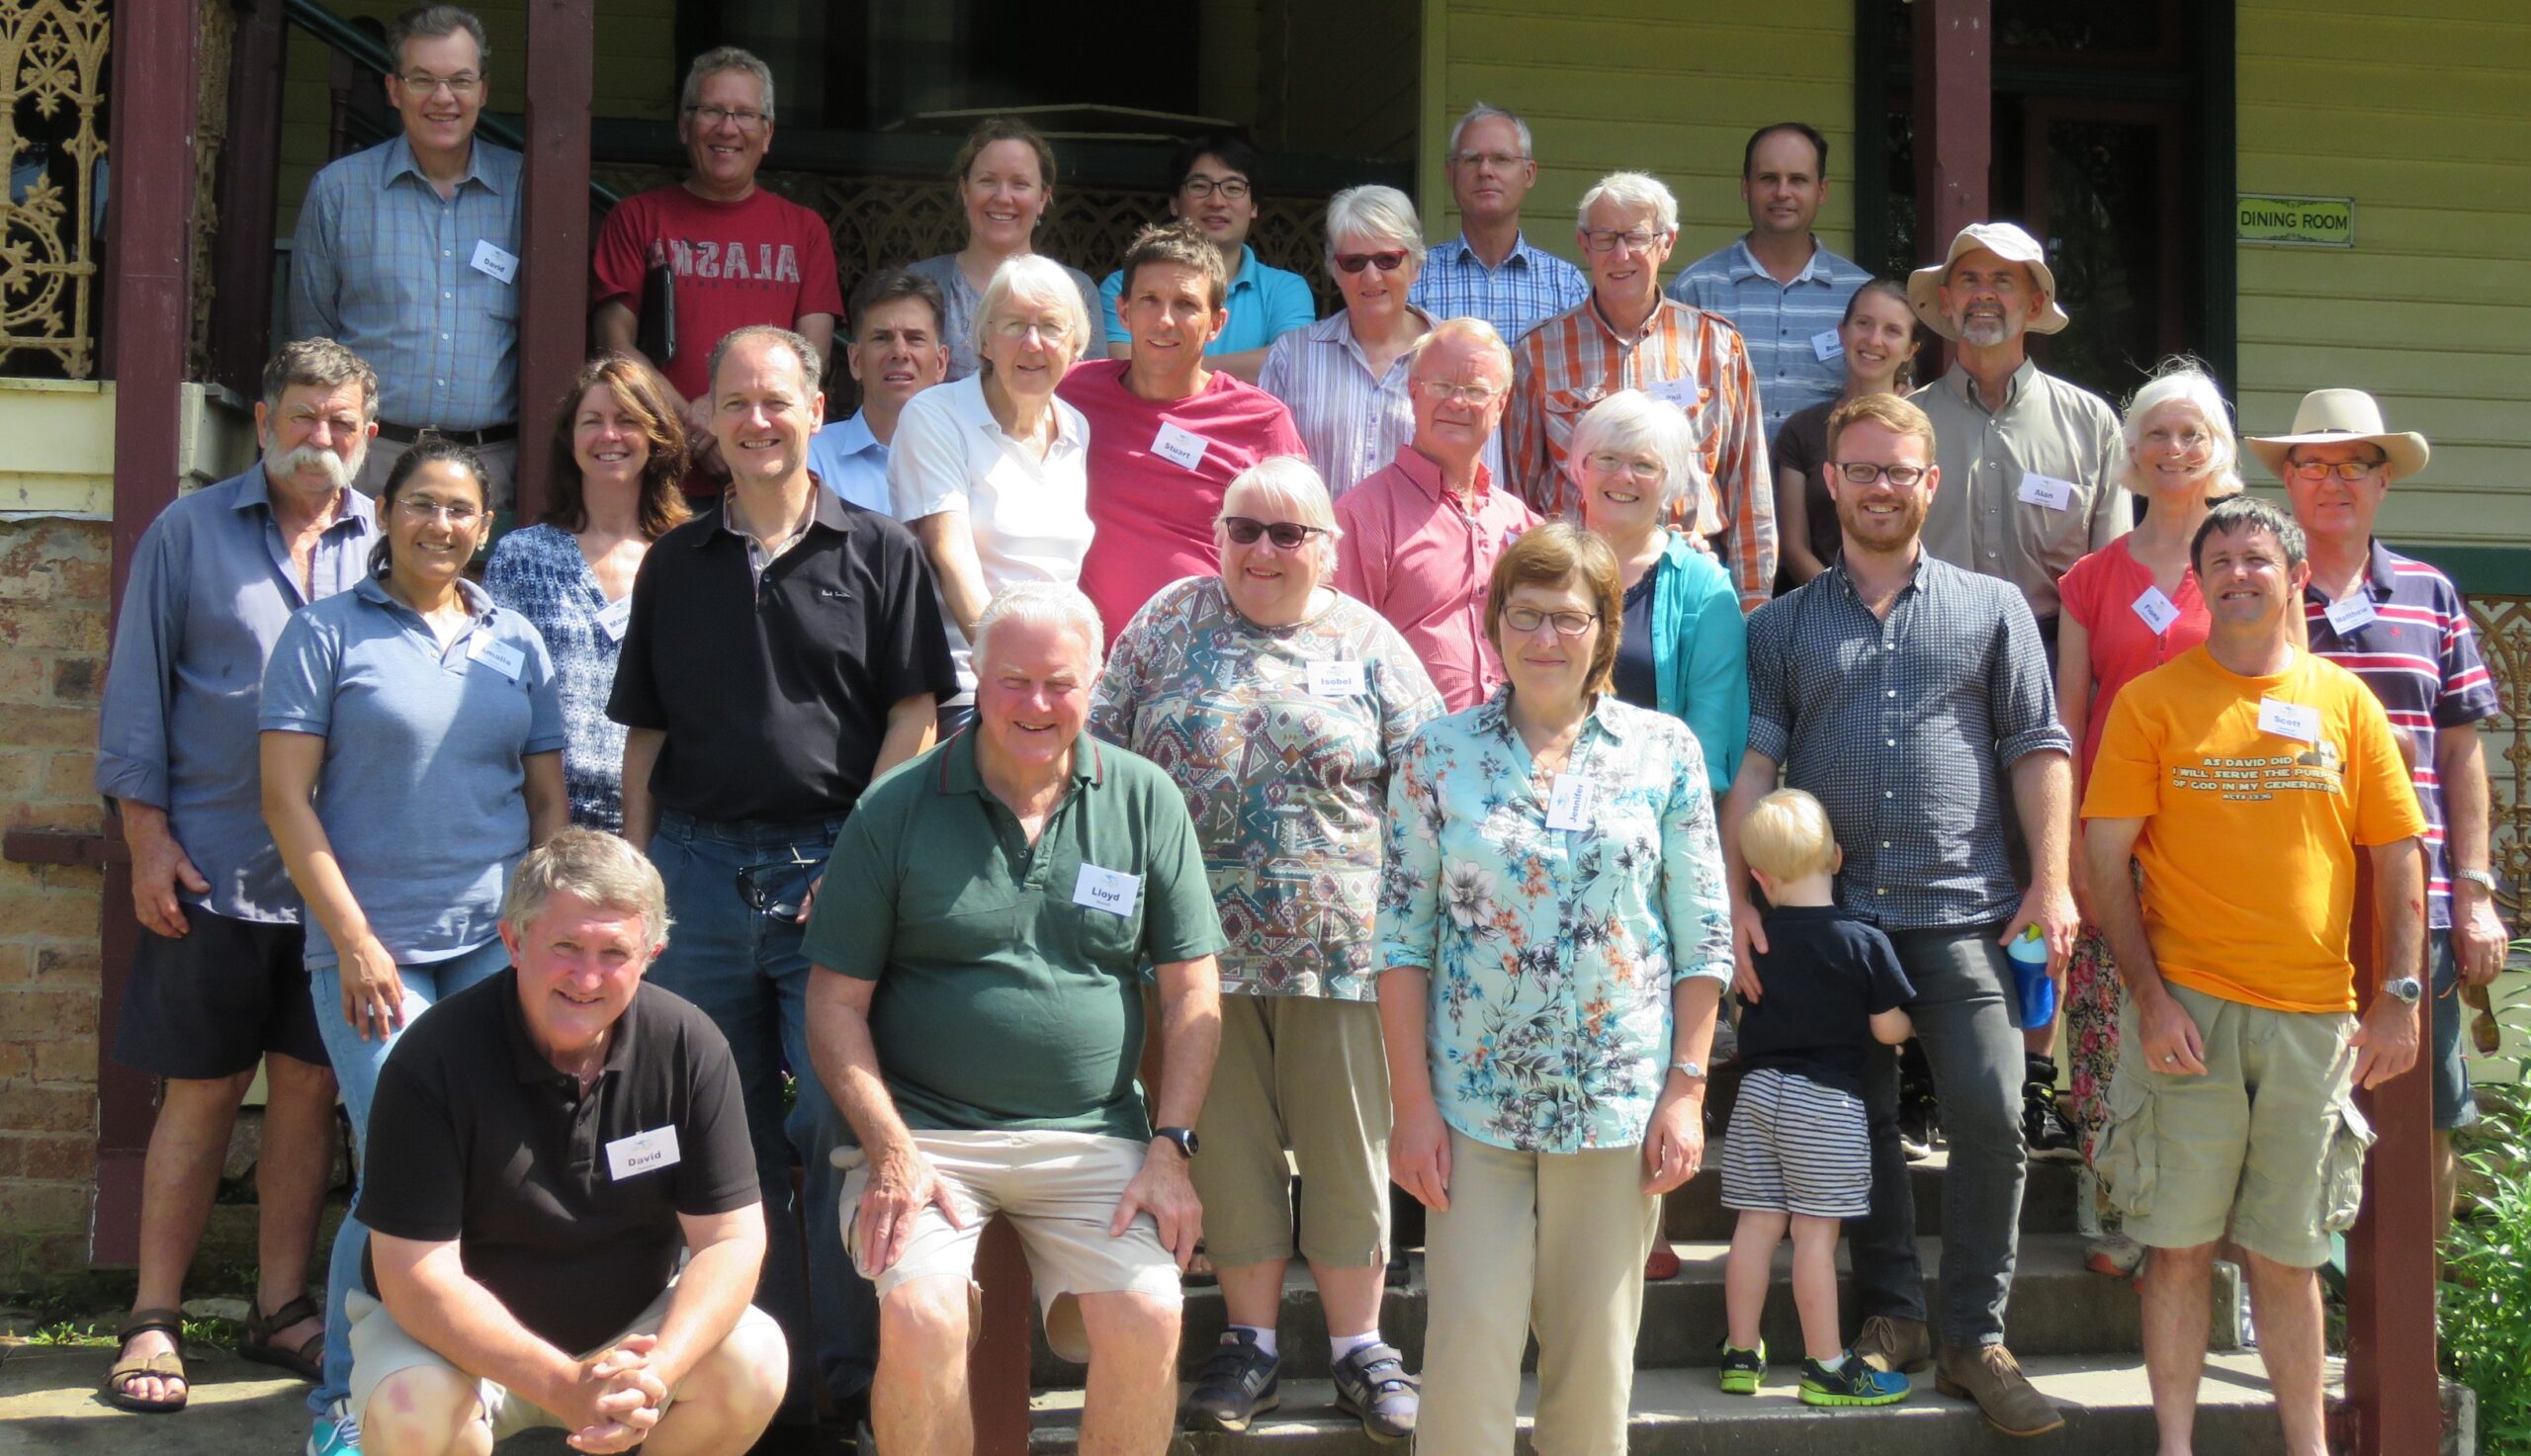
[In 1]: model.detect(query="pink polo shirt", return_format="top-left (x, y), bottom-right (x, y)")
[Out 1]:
top-left (1333, 445), bottom-right (1541, 712)
top-left (1057, 359), bottom-right (1308, 640)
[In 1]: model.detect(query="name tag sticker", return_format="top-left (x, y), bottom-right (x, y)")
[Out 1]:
top-left (1150, 421), bottom-right (1209, 471)
top-left (605, 1126), bottom-right (681, 1181)
top-left (1307, 660), bottom-right (1366, 697)
top-left (1545, 773), bottom-right (1595, 831)
top-left (2324, 595), bottom-right (2378, 635)
top-left (1810, 328), bottom-right (1844, 362)
top-left (469, 238), bottom-right (519, 285)
top-left (2131, 585), bottom-right (2181, 636)
top-left (2258, 698), bottom-right (2321, 744)
top-left (1646, 378), bottom-right (1698, 411)
top-left (2017, 472), bottom-right (2076, 510)
top-left (1073, 864), bottom-right (1141, 917)
top-left (595, 596), bottom-right (634, 642)
top-left (466, 636), bottom-right (526, 680)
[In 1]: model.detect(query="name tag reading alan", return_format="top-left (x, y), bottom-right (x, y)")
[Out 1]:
top-left (2258, 697), bottom-right (2321, 744)
top-left (605, 1126), bottom-right (681, 1181)
top-left (595, 595), bottom-right (634, 642)
top-left (1150, 421), bottom-right (1210, 471)
top-left (2017, 472), bottom-right (2076, 510)
top-left (2324, 595), bottom-right (2379, 635)
top-left (1810, 328), bottom-right (1844, 362)
top-left (1073, 864), bottom-right (1141, 917)
top-left (1307, 659), bottom-right (1366, 697)
top-left (1545, 773), bottom-right (1595, 831)
top-left (466, 635), bottom-right (526, 681)
top-left (2131, 585), bottom-right (2181, 636)
top-left (470, 238), bottom-right (519, 285)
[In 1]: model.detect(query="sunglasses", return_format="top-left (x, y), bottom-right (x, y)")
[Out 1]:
top-left (735, 856), bottom-right (815, 920)
top-left (1335, 251), bottom-right (1409, 274)
top-left (1222, 517), bottom-right (1326, 550)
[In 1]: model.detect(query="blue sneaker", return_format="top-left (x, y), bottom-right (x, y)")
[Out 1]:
top-left (306, 1397), bottom-right (362, 1456)
top-left (1799, 1353), bottom-right (1908, 1407)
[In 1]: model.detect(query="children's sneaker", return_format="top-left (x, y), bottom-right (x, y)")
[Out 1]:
top-left (1717, 1340), bottom-right (1767, 1395)
top-left (1799, 1354), bottom-right (1909, 1407)
top-left (306, 1398), bottom-right (363, 1456)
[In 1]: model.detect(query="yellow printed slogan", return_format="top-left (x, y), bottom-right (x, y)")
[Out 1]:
top-left (2169, 742), bottom-right (2341, 803)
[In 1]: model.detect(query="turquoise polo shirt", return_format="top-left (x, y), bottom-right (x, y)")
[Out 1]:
top-left (1098, 243), bottom-right (1318, 354)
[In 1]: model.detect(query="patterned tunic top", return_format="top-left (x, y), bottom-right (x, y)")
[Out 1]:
top-left (484, 523), bottom-right (635, 831)
top-left (1091, 576), bottom-right (1443, 1000)
top-left (1375, 690), bottom-right (1735, 1153)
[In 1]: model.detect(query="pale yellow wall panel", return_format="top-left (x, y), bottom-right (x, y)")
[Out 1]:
top-left (2238, 345), bottom-right (2531, 407)
top-left (2233, 9), bottom-right (2530, 67)
top-left (2237, 251), bottom-right (2531, 308)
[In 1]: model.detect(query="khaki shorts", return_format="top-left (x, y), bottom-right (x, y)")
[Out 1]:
top-left (2094, 981), bottom-right (2374, 1268)
top-left (833, 1129), bottom-right (1182, 1364)
top-left (1193, 994), bottom-right (1391, 1268)
top-left (345, 1283), bottom-right (783, 1438)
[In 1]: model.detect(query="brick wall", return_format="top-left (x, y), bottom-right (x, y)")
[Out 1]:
top-left (0, 516), bottom-right (111, 1275)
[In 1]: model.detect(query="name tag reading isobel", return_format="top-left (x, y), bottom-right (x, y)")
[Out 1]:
top-left (605, 1126), bottom-right (681, 1180)
top-left (1308, 660), bottom-right (1366, 696)
top-left (1074, 864), bottom-right (1141, 916)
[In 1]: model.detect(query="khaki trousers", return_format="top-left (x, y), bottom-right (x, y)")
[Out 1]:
top-left (1418, 1130), bottom-right (1659, 1456)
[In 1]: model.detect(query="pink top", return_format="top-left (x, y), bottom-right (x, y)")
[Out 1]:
top-left (1057, 359), bottom-right (1309, 640)
top-left (2057, 535), bottom-right (2212, 790)
top-left (1333, 445), bottom-right (1542, 712)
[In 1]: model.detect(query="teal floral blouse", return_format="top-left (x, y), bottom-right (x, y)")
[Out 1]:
top-left (1375, 689), bottom-right (1734, 1153)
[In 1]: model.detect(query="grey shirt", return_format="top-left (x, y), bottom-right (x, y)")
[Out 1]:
top-left (94, 466), bottom-right (379, 923)
top-left (903, 252), bottom-right (1105, 384)
top-left (1911, 358), bottom-right (2129, 621)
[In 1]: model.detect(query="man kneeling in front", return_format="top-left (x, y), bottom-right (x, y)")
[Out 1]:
top-left (350, 828), bottom-right (788, 1456)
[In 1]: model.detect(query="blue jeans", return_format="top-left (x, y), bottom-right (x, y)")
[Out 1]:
top-left (307, 938), bottom-right (511, 1415)
top-left (648, 810), bottom-right (874, 1413)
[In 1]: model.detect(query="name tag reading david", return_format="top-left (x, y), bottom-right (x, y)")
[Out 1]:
top-left (2258, 698), bottom-right (2321, 744)
top-left (2324, 595), bottom-right (2378, 636)
top-left (605, 1126), bottom-right (681, 1180)
top-left (1545, 773), bottom-right (1595, 831)
top-left (595, 596), bottom-right (633, 642)
top-left (1810, 328), bottom-right (1844, 362)
top-left (2017, 472), bottom-right (2076, 510)
top-left (2131, 585), bottom-right (2181, 636)
top-left (1307, 660), bottom-right (1366, 697)
top-left (1150, 422), bottom-right (1210, 472)
top-left (466, 635), bottom-right (526, 680)
top-left (1073, 864), bottom-right (1141, 917)
top-left (469, 238), bottom-right (519, 285)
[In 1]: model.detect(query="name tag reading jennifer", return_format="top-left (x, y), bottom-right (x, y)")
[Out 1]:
top-left (1150, 421), bottom-right (1210, 472)
top-left (605, 1126), bottom-right (681, 1181)
top-left (470, 238), bottom-right (519, 285)
top-left (1073, 864), bottom-right (1141, 917)
top-left (2017, 472), bottom-right (2076, 510)
top-left (2324, 595), bottom-right (2378, 636)
top-left (1545, 773), bottom-right (1595, 831)
top-left (466, 635), bottom-right (526, 681)
top-left (1810, 328), bottom-right (1844, 362)
top-left (2257, 698), bottom-right (2321, 744)
top-left (1308, 660), bottom-right (1366, 697)
top-left (595, 595), bottom-right (633, 642)
top-left (2131, 585), bottom-right (2181, 636)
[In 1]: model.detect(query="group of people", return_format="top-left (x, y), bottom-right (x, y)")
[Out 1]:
top-left (88, 8), bottom-right (2508, 1456)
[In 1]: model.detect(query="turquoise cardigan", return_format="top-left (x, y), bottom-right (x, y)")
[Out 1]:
top-left (1647, 532), bottom-right (1749, 794)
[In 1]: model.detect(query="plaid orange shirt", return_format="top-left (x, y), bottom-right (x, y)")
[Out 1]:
top-left (1504, 297), bottom-right (1777, 611)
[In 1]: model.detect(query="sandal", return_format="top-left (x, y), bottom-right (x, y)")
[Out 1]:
top-left (238, 1293), bottom-right (326, 1382)
top-left (101, 1308), bottom-right (189, 1413)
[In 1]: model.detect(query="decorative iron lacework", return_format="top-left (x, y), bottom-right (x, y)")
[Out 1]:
top-left (0, 0), bottom-right (107, 379)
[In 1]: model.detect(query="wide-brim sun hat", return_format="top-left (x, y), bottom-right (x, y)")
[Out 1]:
top-left (2245, 388), bottom-right (2430, 482)
top-left (1906, 221), bottom-right (2072, 341)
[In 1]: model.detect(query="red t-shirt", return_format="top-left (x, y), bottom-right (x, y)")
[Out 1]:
top-left (1055, 359), bottom-right (1309, 639)
top-left (590, 185), bottom-right (844, 403)
top-left (2057, 535), bottom-right (2212, 790)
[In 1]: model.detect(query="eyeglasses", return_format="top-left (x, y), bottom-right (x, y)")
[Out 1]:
top-left (1413, 378), bottom-right (1502, 408)
top-left (2286, 458), bottom-right (2386, 481)
top-left (1503, 606), bottom-right (1599, 637)
top-left (1585, 453), bottom-right (1664, 482)
top-left (735, 858), bottom-right (812, 920)
top-left (2141, 428), bottom-right (2212, 452)
top-left (1832, 462), bottom-right (1930, 487)
top-left (989, 316), bottom-right (1071, 344)
top-left (397, 70), bottom-right (481, 97)
top-left (1178, 175), bottom-right (1252, 202)
top-left (1222, 517), bottom-right (1325, 550)
top-left (394, 496), bottom-right (483, 525)
top-left (687, 104), bottom-right (769, 133)
top-left (1335, 251), bottom-right (1408, 274)
top-left (1581, 228), bottom-right (1664, 254)
top-left (1450, 150), bottom-right (1530, 169)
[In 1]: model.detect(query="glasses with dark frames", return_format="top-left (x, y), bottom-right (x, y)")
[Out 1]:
top-left (1334, 251), bottom-right (1408, 274)
top-left (1221, 518), bottom-right (1326, 550)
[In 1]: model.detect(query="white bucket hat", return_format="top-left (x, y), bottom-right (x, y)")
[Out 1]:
top-left (2245, 388), bottom-right (2430, 482)
top-left (1906, 221), bottom-right (2071, 340)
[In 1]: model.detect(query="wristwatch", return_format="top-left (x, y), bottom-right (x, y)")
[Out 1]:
top-left (1669, 1059), bottom-right (1707, 1080)
top-left (2456, 868), bottom-right (2497, 895)
top-left (1154, 1126), bottom-right (1200, 1159)
top-left (2383, 976), bottom-right (2424, 1006)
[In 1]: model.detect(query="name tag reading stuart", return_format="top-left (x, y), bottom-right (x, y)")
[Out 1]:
top-left (2017, 472), bottom-right (2076, 510)
top-left (2258, 698), bottom-right (2321, 744)
top-left (1308, 660), bottom-right (1366, 697)
top-left (2324, 595), bottom-right (2378, 635)
top-left (605, 1126), bottom-right (681, 1181)
top-left (595, 596), bottom-right (633, 642)
top-left (2131, 585), bottom-right (2181, 636)
top-left (1545, 773), bottom-right (1595, 831)
top-left (466, 635), bottom-right (526, 680)
top-left (469, 238), bottom-right (519, 285)
top-left (1810, 328), bottom-right (1844, 362)
top-left (1073, 864), bottom-right (1141, 917)
top-left (1150, 422), bottom-right (1210, 472)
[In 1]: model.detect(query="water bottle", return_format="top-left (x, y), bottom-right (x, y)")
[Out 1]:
top-left (2008, 925), bottom-right (2055, 1030)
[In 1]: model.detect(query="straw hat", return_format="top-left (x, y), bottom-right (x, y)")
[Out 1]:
top-left (1906, 222), bottom-right (2070, 340)
top-left (2245, 388), bottom-right (2430, 482)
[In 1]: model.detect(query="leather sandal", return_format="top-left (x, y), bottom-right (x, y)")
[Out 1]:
top-left (101, 1308), bottom-right (188, 1413)
top-left (238, 1293), bottom-right (326, 1382)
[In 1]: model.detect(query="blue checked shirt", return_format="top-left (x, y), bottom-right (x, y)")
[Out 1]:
top-left (289, 135), bottom-right (523, 430)
top-left (1667, 238), bottom-right (1872, 439)
top-left (1409, 231), bottom-right (1591, 344)
top-left (1746, 554), bottom-right (2070, 929)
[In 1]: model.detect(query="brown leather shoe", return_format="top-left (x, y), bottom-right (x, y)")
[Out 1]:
top-left (1935, 1342), bottom-right (2065, 1436)
top-left (1851, 1313), bottom-right (1933, 1374)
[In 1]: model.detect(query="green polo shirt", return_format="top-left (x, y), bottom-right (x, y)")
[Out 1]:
top-left (805, 729), bottom-right (1227, 1139)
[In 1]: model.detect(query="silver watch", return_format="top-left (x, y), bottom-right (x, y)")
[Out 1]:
top-left (2456, 868), bottom-right (2496, 895)
top-left (2383, 976), bottom-right (2424, 1006)
top-left (1669, 1059), bottom-right (1707, 1079)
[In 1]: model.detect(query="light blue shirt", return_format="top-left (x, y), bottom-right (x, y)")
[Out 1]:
top-left (1409, 231), bottom-right (1592, 345)
top-left (259, 576), bottom-right (564, 968)
top-left (1099, 243), bottom-right (1318, 353)
top-left (809, 410), bottom-right (894, 514)
top-left (1667, 237), bottom-right (1873, 438)
top-left (94, 466), bottom-right (379, 923)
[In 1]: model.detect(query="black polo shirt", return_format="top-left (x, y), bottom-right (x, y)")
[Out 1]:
top-left (359, 970), bottom-right (758, 1355)
top-left (608, 488), bottom-right (959, 822)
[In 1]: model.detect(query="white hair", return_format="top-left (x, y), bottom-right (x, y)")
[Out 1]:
top-left (1448, 102), bottom-right (1533, 159)
top-left (1577, 170), bottom-right (1680, 236)
top-left (1323, 186), bottom-right (1427, 274)
top-left (973, 581), bottom-right (1103, 674)
top-left (973, 254), bottom-right (1091, 368)
top-left (680, 45), bottom-right (775, 124)
top-left (1566, 388), bottom-right (1702, 512)
top-left (2119, 360), bottom-right (2244, 499)
top-left (1215, 457), bottom-right (1342, 577)
top-left (1408, 315), bottom-right (1514, 387)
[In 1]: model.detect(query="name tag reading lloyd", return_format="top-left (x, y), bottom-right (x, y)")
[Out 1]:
top-left (1150, 422), bottom-right (1209, 471)
top-left (1811, 328), bottom-right (1844, 362)
top-left (1073, 864), bottom-right (1141, 917)
top-left (2258, 698), bottom-right (2321, 744)
top-left (1307, 660), bottom-right (1366, 696)
top-left (2017, 472), bottom-right (2076, 510)
top-left (2131, 585), bottom-right (2181, 636)
top-left (2324, 595), bottom-right (2378, 635)
top-left (595, 596), bottom-right (633, 642)
top-left (605, 1126), bottom-right (681, 1181)
top-left (469, 238), bottom-right (519, 285)
top-left (1545, 773), bottom-right (1594, 831)
top-left (466, 635), bottom-right (526, 680)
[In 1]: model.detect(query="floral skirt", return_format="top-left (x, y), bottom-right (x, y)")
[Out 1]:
top-left (2064, 926), bottom-right (2124, 1159)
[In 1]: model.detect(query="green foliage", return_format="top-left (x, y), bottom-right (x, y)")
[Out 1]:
top-left (2444, 1075), bottom-right (2531, 1455)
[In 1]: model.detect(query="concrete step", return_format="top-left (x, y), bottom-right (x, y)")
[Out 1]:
top-left (1032, 1234), bottom-right (2235, 1384)
top-left (1661, 1141), bottom-right (2086, 1242)
top-left (1024, 1353), bottom-right (2360, 1456)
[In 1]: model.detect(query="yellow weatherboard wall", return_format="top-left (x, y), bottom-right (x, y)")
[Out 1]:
top-left (2234, 2), bottom-right (2531, 549)
top-left (1419, 1), bottom-right (1858, 274)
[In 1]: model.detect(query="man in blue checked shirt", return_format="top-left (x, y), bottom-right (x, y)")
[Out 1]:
top-left (1409, 103), bottom-right (1591, 345)
top-left (290, 4), bottom-right (523, 509)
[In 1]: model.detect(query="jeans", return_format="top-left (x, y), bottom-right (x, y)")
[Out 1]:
top-left (647, 810), bottom-right (874, 1413)
top-left (307, 938), bottom-right (512, 1416)
top-left (1848, 922), bottom-right (2028, 1346)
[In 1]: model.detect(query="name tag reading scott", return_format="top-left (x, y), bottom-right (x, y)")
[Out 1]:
top-left (1073, 864), bottom-right (1141, 917)
top-left (2017, 472), bottom-right (2076, 510)
top-left (2258, 698), bottom-right (2321, 744)
top-left (595, 596), bottom-right (633, 642)
top-left (466, 635), bottom-right (526, 680)
top-left (2131, 585), bottom-right (2181, 636)
top-left (1545, 773), bottom-right (1595, 831)
top-left (605, 1126), bottom-right (681, 1180)
top-left (1810, 328), bottom-right (1844, 362)
top-left (470, 238), bottom-right (519, 285)
top-left (2324, 595), bottom-right (2379, 635)
top-left (1307, 660), bottom-right (1366, 697)
top-left (1150, 421), bottom-right (1210, 471)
